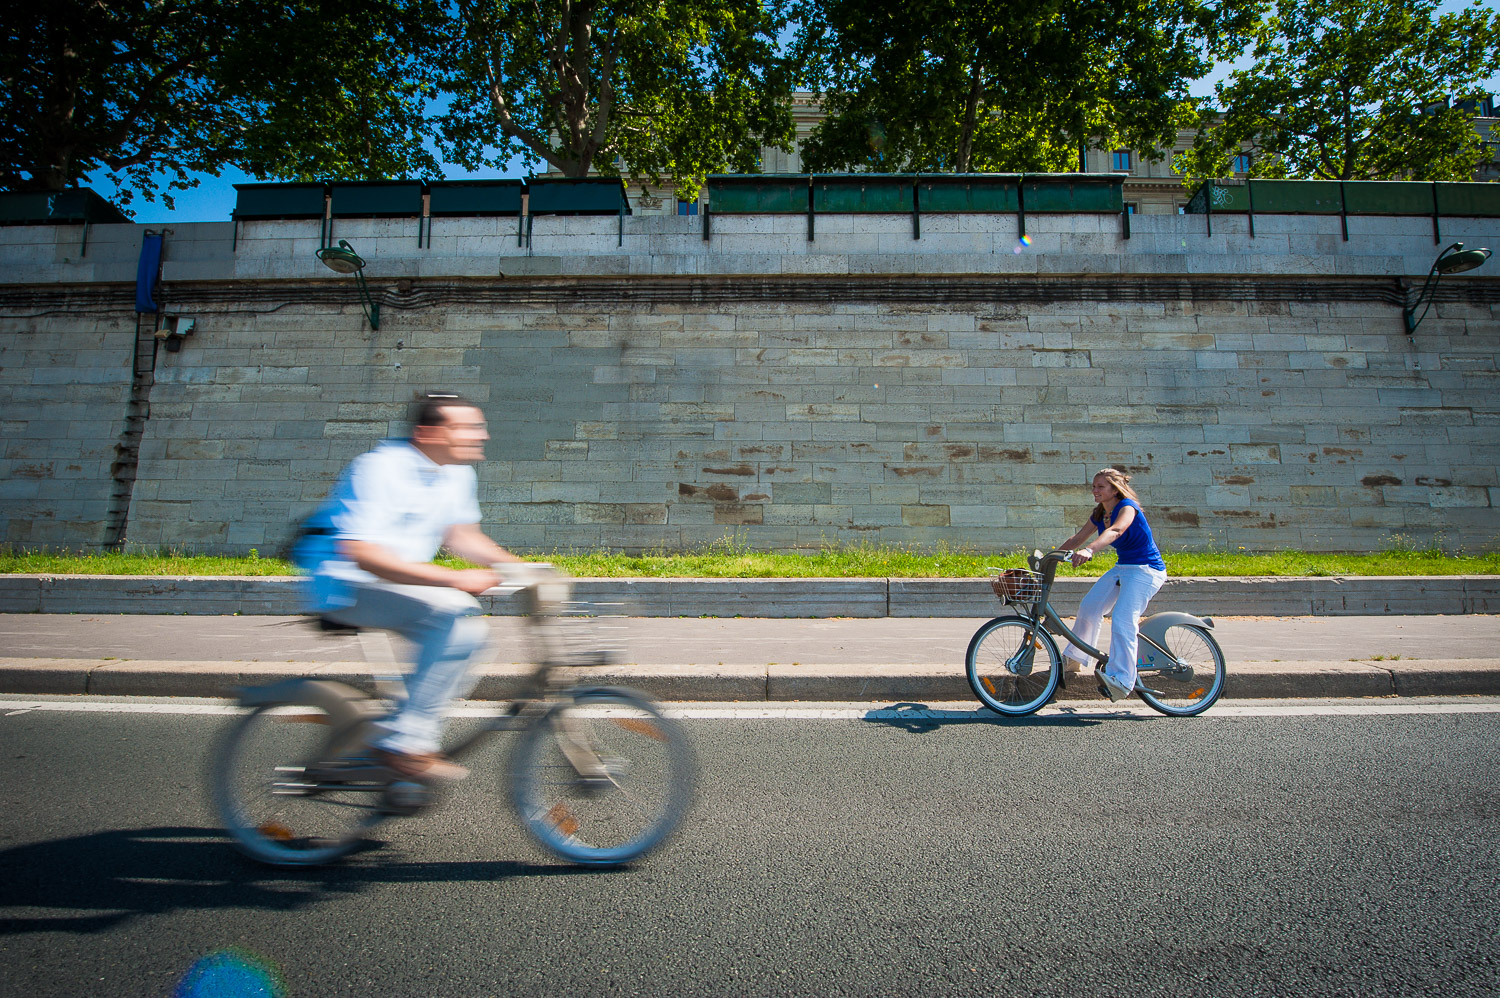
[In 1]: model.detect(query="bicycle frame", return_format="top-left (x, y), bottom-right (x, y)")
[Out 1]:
top-left (252, 594), bottom-right (622, 789)
top-left (406, 603), bottom-right (620, 770)
top-left (1013, 551), bottom-right (1182, 676)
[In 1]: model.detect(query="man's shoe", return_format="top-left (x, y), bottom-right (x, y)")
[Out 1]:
top-left (1096, 668), bottom-right (1132, 703)
top-left (375, 748), bottom-right (469, 782)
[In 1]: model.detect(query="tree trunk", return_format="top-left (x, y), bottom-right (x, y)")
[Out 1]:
top-left (956, 57), bottom-right (982, 173)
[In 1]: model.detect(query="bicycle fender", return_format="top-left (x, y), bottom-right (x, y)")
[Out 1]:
top-left (1139, 611), bottom-right (1213, 649)
top-left (235, 677), bottom-right (371, 711)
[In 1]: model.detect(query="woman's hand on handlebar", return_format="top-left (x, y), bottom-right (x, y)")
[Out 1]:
top-left (1069, 548), bottom-right (1094, 568)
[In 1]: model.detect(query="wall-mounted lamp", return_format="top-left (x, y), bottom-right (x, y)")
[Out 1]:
top-left (315, 238), bottom-right (380, 330)
top-left (1404, 242), bottom-right (1491, 335)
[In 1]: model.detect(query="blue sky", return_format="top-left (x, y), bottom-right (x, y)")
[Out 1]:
top-left (85, 0), bottom-right (1500, 225)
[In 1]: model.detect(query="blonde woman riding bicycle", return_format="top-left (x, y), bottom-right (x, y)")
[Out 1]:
top-left (1058, 468), bottom-right (1168, 702)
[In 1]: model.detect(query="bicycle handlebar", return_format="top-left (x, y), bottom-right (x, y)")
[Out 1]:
top-left (1029, 548), bottom-right (1072, 571)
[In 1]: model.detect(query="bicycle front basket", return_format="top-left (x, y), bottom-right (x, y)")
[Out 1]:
top-left (990, 568), bottom-right (1042, 606)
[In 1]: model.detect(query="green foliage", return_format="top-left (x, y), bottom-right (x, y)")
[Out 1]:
top-left (4, 544), bottom-right (1496, 578)
top-left (1176, 0), bottom-right (1500, 182)
top-left (0, 549), bottom-right (299, 577)
top-left (0, 0), bottom-right (441, 209)
top-left (791, 0), bottom-right (1254, 174)
top-left (222, 1), bottom-right (445, 185)
top-left (438, 0), bottom-right (796, 198)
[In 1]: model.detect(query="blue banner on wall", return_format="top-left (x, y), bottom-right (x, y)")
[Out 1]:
top-left (136, 232), bottom-right (163, 312)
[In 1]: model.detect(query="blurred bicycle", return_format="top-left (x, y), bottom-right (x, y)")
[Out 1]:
top-left (212, 566), bottom-right (694, 867)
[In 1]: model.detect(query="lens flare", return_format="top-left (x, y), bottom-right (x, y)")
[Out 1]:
top-left (1012, 234), bottom-right (1033, 254)
top-left (174, 950), bottom-right (284, 998)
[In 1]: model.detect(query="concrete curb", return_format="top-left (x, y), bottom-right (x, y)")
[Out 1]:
top-left (2, 574), bottom-right (1498, 617)
top-left (4, 656), bottom-right (1498, 702)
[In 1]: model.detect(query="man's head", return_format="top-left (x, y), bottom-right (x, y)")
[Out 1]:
top-left (409, 393), bottom-right (488, 466)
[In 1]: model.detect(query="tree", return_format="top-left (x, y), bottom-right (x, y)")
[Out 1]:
top-left (0, 0), bottom-right (441, 210)
top-left (437, 0), bottom-right (795, 197)
top-left (1176, 0), bottom-right (1500, 182)
top-left (791, 0), bottom-right (1253, 175)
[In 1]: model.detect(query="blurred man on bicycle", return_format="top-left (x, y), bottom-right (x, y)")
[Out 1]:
top-left (293, 392), bottom-right (522, 781)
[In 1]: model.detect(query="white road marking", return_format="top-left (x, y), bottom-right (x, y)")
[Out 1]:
top-left (2, 697), bottom-right (1499, 719)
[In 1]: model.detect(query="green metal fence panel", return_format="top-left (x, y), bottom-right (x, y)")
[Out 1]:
top-left (232, 183), bottom-right (327, 221)
top-left (0, 188), bottom-right (130, 225)
top-left (1189, 178), bottom-right (1500, 217)
top-left (1022, 175), bottom-right (1124, 212)
top-left (916, 176), bottom-right (1020, 212)
top-left (329, 181), bottom-right (425, 218)
top-left (1185, 180), bottom-right (1248, 213)
top-left (428, 180), bottom-right (523, 216)
top-left (1435, 183), bottom-right (1500, 217)
top-left (1250, 179), bottom-right (1344, 213)
top-left (0, 192), bottom-right (56, 224)
top-left (527, 178), bottom-right (631, 215)
top-left (1340, 181), bottom-right (1435, 215)
top-left (707, 176), bottom-right (809, 213)
top-left (812, 175), bottom-right (912, 212)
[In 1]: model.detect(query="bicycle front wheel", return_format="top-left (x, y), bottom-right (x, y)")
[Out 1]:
top-left (510, 688), bottom-right (693, 866)
top-left (1136, 625), bottom-right (1226, 717)
top-left (213, 698), bottom-right (389, 866)
top-left (965, 617), bottom-right (1062, 716)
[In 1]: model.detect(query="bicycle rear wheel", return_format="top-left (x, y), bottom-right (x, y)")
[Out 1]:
top-left (510, 688), bottom-right (693, 866)
top-left (213, 696), bottom-right (389, 866)
top-left (1135, 625), bottom-right (1226, 717)
top-left (965, 616), bottom-right (1062, 716)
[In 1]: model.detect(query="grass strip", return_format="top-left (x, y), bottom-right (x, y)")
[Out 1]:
top-left (2, 545), bottom-right (1496, 578)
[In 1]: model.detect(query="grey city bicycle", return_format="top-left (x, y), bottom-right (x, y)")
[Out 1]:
top-left (966, 549), bottom-right (1226, 717)
top-left (212, 571), bottom-right (694, 867)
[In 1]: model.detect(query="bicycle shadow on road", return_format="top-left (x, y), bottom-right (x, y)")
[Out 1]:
top-left (0, 825), bottom-right (610, 935)
top-left (863, 702), bottom-right (1150, 733)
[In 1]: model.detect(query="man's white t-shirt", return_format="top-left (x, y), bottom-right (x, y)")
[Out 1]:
top-left (295, 439), bottom-right (481, 610)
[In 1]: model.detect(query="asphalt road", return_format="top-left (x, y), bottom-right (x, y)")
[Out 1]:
top-left (2, 696), bottom-right (1499, 997)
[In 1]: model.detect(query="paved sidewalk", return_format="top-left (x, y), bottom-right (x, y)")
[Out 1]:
top-left (1, 612), bottom-right (1496, 701)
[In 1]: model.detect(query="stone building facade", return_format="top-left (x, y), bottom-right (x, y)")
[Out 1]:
top-left (1, 206), bottom-right (1497, 556)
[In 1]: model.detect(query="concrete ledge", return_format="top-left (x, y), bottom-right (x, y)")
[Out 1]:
top-left (1386, 659), bottom-right (1500, 697)
top-left (566, 577), bottom-right (890, 618)
top-left (0, 576), bottom-right (40, 613)
top-left (1227, 661), bottom-right (1397, 698)
top-left (767, 663), bottom-right (972, 702)
top-left (1, 574), bottom-right (1496, 617)
top-left (4, 656), bottom-right (1499, 701)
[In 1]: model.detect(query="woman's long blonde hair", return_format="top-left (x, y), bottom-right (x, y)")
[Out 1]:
top-left (1091, 467), bottom-right (1139, 524)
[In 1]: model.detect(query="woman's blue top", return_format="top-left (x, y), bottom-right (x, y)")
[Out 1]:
top-left (1091, 498), bottom-right (1166, 571)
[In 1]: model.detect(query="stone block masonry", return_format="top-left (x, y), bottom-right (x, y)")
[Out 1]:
top-left (0, 211), bottom-right (1497, 554)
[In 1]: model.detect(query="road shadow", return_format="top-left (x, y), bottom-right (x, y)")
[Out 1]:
top-left (864, 701), bottom-right (1147, 733)
top-left (0, 825), bottom-right (612, 936)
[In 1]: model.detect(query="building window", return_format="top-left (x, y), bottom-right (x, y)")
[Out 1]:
top-left (1124, 202), bottom-right (1138, 215)
top-left (677, 200), bottom-right (698, 216)
top-left (1112, 150), bottom-right (1132, 171)
top-left (1456, 95), bottom-right (1495, 117)
top-left (1232, 154), bottom-right (1251, 174)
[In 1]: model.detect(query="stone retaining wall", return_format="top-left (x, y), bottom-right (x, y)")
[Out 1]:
top-left (2, 212), bottom-right (1497, 554)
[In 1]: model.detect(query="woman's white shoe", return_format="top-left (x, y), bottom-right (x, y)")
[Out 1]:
top-left (1096, 668), bottom-right (1132, 702)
